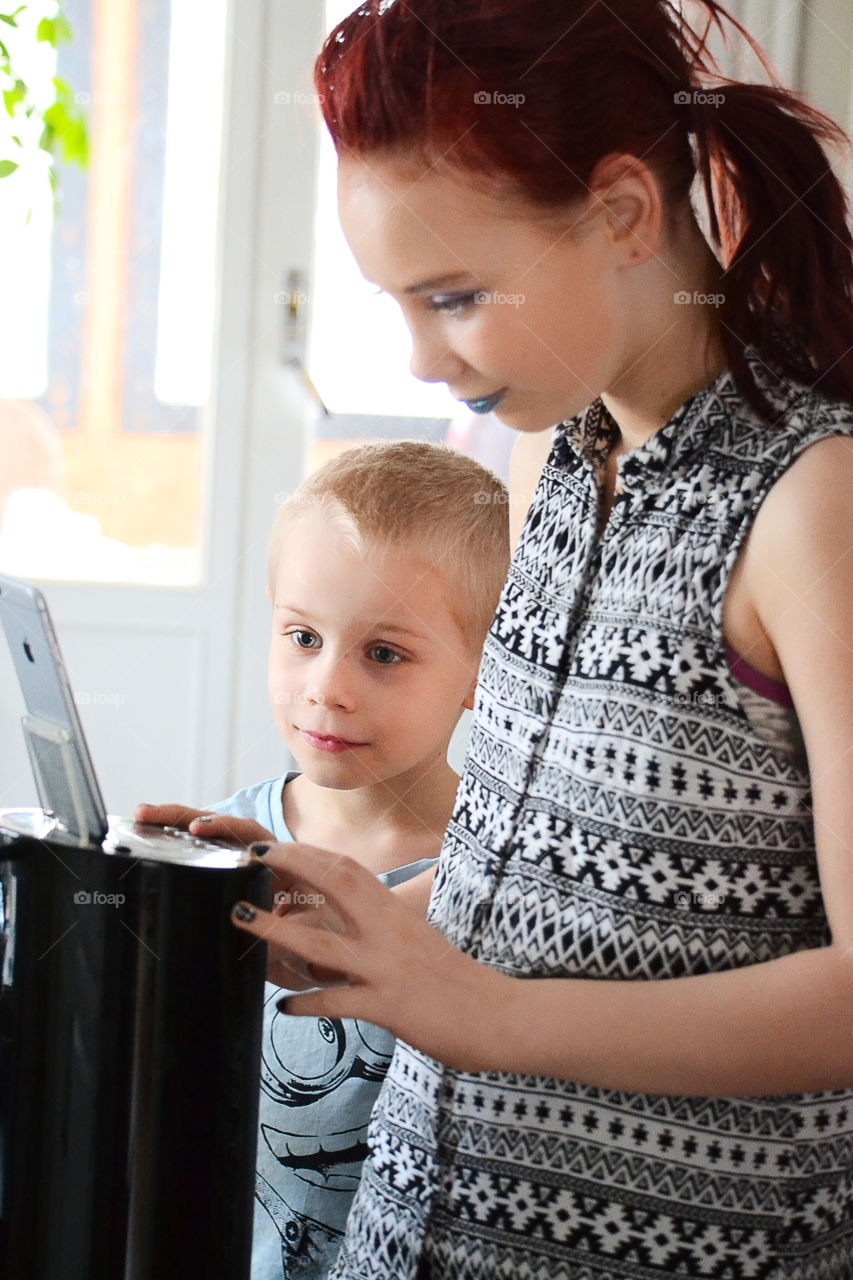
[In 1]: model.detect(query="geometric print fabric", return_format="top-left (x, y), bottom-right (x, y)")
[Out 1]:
top-left (330, 351), bottom-right (853, 1278)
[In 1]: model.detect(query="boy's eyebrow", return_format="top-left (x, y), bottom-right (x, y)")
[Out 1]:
top-left (361, 620), bottom-right (429, 640)
top-left (275, 604), bottom-right (428, 641)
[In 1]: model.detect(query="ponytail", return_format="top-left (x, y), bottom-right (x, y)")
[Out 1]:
top-left (316, 0), bottom-right (853, 422)
top-left (673, 2), bottom-right (853, 420)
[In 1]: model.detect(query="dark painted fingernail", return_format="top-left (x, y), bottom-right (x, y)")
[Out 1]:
top-left (249, 842), bottom-right (270, 858)
top-left (275, 996), bottom-right (290, 1014)
top-left (232, 901), bottom-right (257, 923)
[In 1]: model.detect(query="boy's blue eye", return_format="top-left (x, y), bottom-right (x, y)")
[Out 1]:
top-left (428, 292), bottom-right (482, 318)
top-left (289, 629), bottom-right (320, 649)
top-left (370, 645), bottom-right (402, 665)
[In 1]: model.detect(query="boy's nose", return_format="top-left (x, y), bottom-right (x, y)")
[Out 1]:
top-left (306, 656), bottom-right (357, 711)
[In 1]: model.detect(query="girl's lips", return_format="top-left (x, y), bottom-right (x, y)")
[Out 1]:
top-left (300, 729), bottom-right (366, 754)
top-left (463, 387), bottom-right (508, 415)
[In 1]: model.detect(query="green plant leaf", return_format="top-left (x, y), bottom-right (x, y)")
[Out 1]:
top-left (0, 158), bottom-right (19, 176)
top-left (4, 78), bottom-right (26, 115)
top-left (37, 13), bottom-right (73, 46)
top-left (0, 14), bottom-right (20, 28)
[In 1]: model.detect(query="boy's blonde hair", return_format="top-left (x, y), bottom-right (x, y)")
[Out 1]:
top-left (268, 441), bottom-right (510, 651)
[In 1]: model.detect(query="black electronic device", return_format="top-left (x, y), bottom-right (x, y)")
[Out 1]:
top-left (0, 574), bottom-right (269, 1280)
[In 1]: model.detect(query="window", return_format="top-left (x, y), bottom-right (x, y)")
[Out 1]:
top-left (0, 0), bottom-right (228, 584)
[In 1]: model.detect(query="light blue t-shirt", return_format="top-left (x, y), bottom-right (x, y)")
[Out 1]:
top-left (211, 774), bottom-right (438, 1280)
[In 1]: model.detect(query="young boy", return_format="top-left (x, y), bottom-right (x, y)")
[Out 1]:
top-left (136, 440), bottom-right (509, 1280)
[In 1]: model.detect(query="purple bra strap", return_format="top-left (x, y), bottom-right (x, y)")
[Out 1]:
top-left (725, 641), bottom-right (795, 709)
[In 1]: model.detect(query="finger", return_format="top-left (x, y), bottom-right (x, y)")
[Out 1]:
top-left (251, 844), bottom-right (356, 933)
top-left (276, 984), bottom-right (369, 1022)
top-left (266, 953), bottom-right (348, 990)
top-left (259, 842), bottom-right (388, 918)
top-left (135, 802), bottom-right (206, 829)
top-left (266, 952), bottom-right (325, 990)
top-left (231, 902), bottom-right (364, 977)
top-left (188, 815), bottom-right (272, 846)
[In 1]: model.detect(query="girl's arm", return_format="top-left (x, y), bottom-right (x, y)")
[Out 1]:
top-left (232, 844), bottom-right (853, 1096)
top-left (232, 438), bottom-right (853, 1097)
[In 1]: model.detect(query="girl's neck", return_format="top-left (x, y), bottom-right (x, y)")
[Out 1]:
top-left (603, 226), bottom-right (727, 454)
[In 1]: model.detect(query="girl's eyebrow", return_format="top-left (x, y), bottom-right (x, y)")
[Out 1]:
top-left (404, 271), bottom-right (474, 294)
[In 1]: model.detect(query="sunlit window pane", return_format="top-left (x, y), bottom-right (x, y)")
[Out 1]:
top-left (0, 0), bottom-right (229, 585)
top-left (154, 0), bottom-right (226, 407)
top-left (306, 0), bottom-right (460, 420)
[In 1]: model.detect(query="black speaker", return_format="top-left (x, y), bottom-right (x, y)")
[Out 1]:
top-left (0, 812), bottom-right (269, 1280)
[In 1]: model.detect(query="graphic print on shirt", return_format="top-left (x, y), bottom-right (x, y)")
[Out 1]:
top-left (209, 777), bottom-right (438, 1280)
top-left (256, 985), bottom-right (396, 1277)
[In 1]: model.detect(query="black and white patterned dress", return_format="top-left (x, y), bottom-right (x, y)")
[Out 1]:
top-left (331, 350), bottom-right (853, 1280)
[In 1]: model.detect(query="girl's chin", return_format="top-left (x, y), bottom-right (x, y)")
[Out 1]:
top-left (495, 401), bottom-right (574, 433)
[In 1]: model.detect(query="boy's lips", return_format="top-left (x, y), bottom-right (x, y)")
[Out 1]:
top-left (299, 728), bottom-right (367, 754)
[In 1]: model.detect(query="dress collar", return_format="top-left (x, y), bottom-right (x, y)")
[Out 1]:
top-left (551, 346), bottom-right (808, 495)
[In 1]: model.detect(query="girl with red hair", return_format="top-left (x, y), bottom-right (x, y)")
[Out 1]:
top-left (233, 2), bottom-right (853, 1275)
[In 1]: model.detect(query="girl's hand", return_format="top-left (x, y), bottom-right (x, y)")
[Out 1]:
top-left (231, 841), bottom-right (510, 1072)
top-left (134, 802), bottom-right (275, 849)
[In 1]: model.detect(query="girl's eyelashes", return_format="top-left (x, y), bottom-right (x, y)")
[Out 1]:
top-left (427, 291), bottom-right (484, 318)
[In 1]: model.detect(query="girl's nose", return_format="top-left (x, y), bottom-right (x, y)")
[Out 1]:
top-left (408, 327), bottom-right (467, 386)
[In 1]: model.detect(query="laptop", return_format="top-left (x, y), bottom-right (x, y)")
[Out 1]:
top-left (0, 573), bottom-right (242, 865)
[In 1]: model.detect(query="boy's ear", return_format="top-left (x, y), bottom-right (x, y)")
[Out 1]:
top-left (463, 676), bottom-right (478, 712)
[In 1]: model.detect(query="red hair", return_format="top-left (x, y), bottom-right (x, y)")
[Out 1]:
top-left (315, 0), bottom-right (853, 423)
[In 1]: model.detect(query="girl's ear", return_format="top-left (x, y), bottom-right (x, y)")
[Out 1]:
top-left (589, 152), bottom-right (664, 266)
